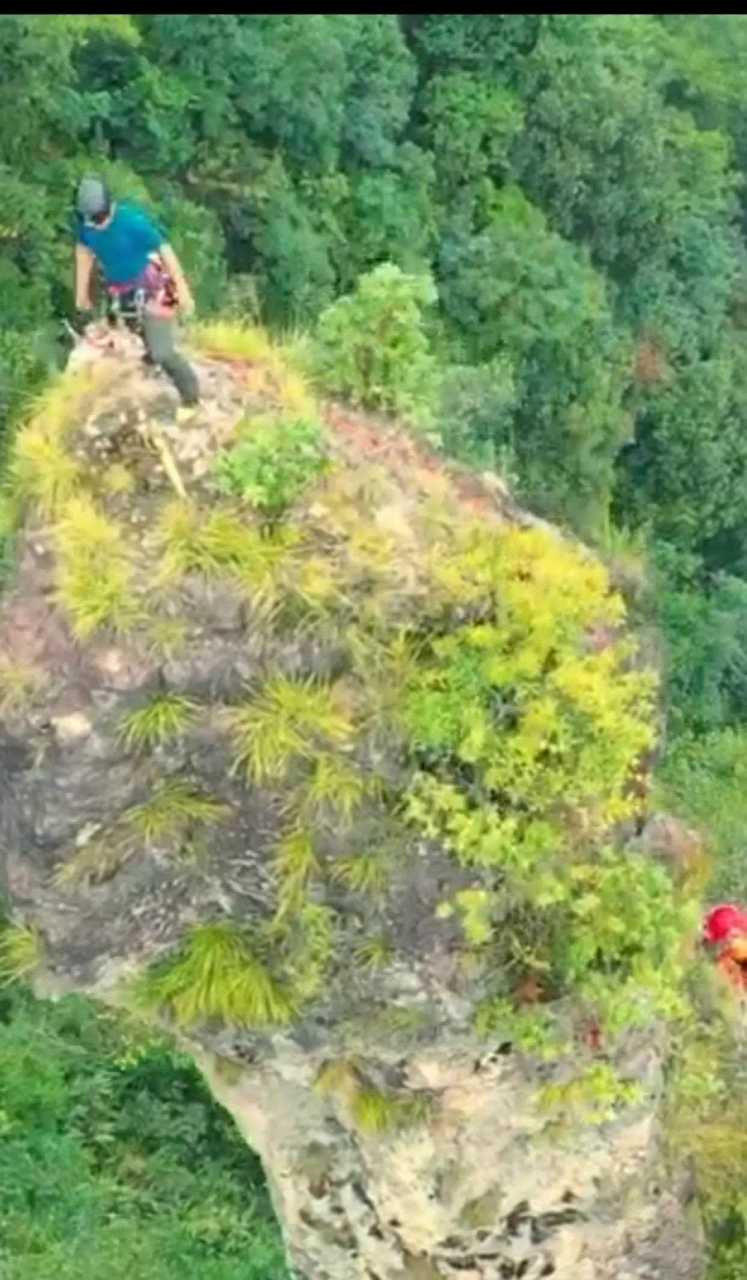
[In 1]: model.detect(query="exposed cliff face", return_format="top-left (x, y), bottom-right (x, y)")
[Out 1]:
top-left (0, 330), bottom-right (704, 1279)
top-left (192, 1037), bottom-right (704, 1280)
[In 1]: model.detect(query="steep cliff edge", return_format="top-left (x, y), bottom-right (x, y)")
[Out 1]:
top-left (0, 325), bottom-right (704, 1279)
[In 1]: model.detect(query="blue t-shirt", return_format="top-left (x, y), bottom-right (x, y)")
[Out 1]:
top-left (75, 201), bottom-right (165, 285)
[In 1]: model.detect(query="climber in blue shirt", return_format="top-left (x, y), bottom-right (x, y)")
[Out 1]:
top-left (73, 175), bottom-right (199, 413)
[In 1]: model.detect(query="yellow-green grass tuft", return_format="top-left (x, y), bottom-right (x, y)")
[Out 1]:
top-left (125, 780), bottom-right (228, 845)
top-left (0, 657), bottom-right (47, 716)
top-left (0, 924), bottom-right (44, 985)
top-left (230, 676), bottom-right (355, 786)
top-left (54, 496), bottom-right (142, 638)
top-left (133, 922), bottom-right (297, 1029)
top-left (119, 693), bottom-right (198, 753)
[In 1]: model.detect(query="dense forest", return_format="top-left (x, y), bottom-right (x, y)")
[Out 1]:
top-left (3, 13), bottom-right (747, 1278)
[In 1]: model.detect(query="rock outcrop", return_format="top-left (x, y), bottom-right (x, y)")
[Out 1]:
top-left (0, 327), bottom-right (704, 1279)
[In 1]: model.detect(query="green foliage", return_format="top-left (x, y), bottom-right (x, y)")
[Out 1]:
top-left (537, 1063), bottom-right (644, 1126)
top-left (278, 902), bottom-right (334, 1003)
top-left (314, 262), bottom-right (438, 423)
top-left (423, 72), bottom-right (523, 200)
top-left (134, 923), bottom-right (296, 1030)
top-left (655, 573), bottom-right (747, 735)
top-left (119, 695), bottom-right (198, 753)
top-left (618, 346), bottom-right (747, 556)
top-left (438, 185), bottom-right (632, 532)
top-left (451, 888), bottom-right (495, 947)
top-left (435, 358), bottom-right (517, 473)
top-left (230, 676), bottom-right (354, 786)
top-left (215, 415), bottom-right (327, 515)
top-left (330, 849), bottom-right (391, 897)
top-left (351, 1086), bottom-right (430, 1136)
top-left (315, 1059), bottom-right (430, 1135)
top-left (295, 753), bottom-right (371, 830)
top-left (0, 985), bottom-right (288, 1280)
top-left (126, 781), bottom-right (229, 848)
top-left (0, 925), bottom-right (43, 985)
top-left (657, 729), bottom-right (747, 900)
top-left (272, 828), bottom-right (319, 923)
top-left (54, 496), bottom-right (142, 638)
top-left (400, 521), bottom-right (697, 1037)
top-left (474, 998), bottom-right (567, 1060)
top-left (0, 657), bottom-right (46, 716)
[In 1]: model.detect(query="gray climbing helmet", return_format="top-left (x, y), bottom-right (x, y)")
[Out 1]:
top-left (76, 175), bottom-right (111, 221)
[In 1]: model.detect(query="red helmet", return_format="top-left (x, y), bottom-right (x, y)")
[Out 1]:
top-left (703, 904), bottom-right (747, 945)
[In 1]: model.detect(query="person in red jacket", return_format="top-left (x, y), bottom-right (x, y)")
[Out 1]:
top-left (703, 903), bottom-right (747, 991)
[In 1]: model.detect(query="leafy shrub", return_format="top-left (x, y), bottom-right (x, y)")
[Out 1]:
top-left (215, 415), bottom-right (327, 515)
top-left (313, 262), bottom-right (438, 423)
top-left (655, 574), bottom-right (747, 735)
top-left (435, 358), bottom-right (518, 474)
top-left (399, 522), bottom-right (694, 1038)
top-left (0, 984), bottom-right (289, 1280)
top-left (657, 728), bottom-right (747, 900)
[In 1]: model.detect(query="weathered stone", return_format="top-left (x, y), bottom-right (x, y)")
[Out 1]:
top-left (0, 354), bottom-right (705, 1280)
top-left (51, 711), bottom-right (92, 743)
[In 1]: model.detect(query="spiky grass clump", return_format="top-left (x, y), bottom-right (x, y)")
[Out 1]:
top-left (119, 693), bottom-right (198, 753)
top-left (10, 428), bottom-right (81, 518)
top-left (331, 849), bottom-right (391, 896)
top-left (353, 936), bottom-right (394, 972)
top-left (125, 780), bottom-right (228, 846)
top-left (273, 828), bottom-right (319, 923)
top-left (231, 524), bottom-right (300, 618)
top-left (315, 1060), bottom-right (429, 1135)
top-left (230, 676), bottom-right (354, 786)
top-left (295, 753), bottom-right (370, 830)
top-left (0, 657), bottom-right (46, 715)
top-left (154, 502), bottom-right (249, 581)
top-left (134, 922), bottom-right (296, 1029)
top-left (191, 320), bottom-right (280, 366)
top-left (154, 503), bottom-right (296, 605)
top-left (54, 496), bottom-right (141, 638)
top-left (147, 617), bottom-right (188, 660)
top-left (9, 364), bottom-right (118, 518)
top-left (100, 462), bottom-right (136, 496)
top-left (0, 924), bottom-right (43, 985)
top-left (352, 1087), bottom-right (430, 1136)
top-left (52, 833), bottom-right (132, 889)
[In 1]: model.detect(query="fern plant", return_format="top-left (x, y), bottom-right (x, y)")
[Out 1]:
top-left (134, 922), bottom-right (296, 1029)
top-left (119, 694), bottom-right (198, 752)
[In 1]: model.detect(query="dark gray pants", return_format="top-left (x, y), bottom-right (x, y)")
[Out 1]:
top-left (141, 313), bottom-right (199, 406)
